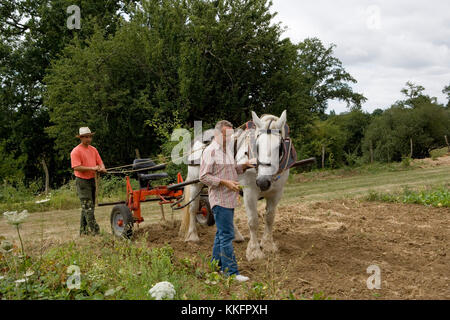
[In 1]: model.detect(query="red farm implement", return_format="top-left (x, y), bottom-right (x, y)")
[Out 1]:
top-left (99, 159), bottom-right (210, 238)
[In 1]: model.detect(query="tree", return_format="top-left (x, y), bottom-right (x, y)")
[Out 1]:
top-left (362, 90), bottom-right (450, 162)
top-left (295, 38), bottom-right (367, 114)
top-left (443, 83), bottom-right (450, 108)
top-left (0, 0), bottom-right (132, 185)
top-left (328, 109), bottom-right (372, 164)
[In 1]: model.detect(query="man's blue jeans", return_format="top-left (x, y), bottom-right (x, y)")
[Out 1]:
top-left (211, 205), bottom-right (239, 276)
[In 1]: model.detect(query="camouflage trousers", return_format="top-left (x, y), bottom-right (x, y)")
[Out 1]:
top-left (76, 177), bottom-right (100, 236)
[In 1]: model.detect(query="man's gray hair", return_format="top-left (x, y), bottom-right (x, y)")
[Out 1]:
top-left (215, 120), bottom-right (233, 132)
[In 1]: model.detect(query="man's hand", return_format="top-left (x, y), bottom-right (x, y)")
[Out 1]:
top-left (97, 166), bottom-right (107, 173)
top-left (242, 158), bottom-right (256, 171)
top-left (220, 180), bottom-right (240, 192)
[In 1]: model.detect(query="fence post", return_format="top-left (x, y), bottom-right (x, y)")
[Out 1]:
top-left (410, 138), bottom-right (413, 158)
top-left (41, 158), bottom-right (49, 195)
top-left (370, 141), bottom-right (374, 163)
top-left (321, 145), bottom-right (325, 169)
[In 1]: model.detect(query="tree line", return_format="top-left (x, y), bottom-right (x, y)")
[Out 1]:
top-left (0, 0), bottom-right (448, 190)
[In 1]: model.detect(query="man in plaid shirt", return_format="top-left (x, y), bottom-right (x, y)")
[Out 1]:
top-left (200, 120), bottom-right (255, 282)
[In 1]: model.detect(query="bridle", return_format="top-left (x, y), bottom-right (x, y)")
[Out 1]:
top-left (254, 120), bottom-right (284, 176)
top-left (235, 118), bottom-right (291, 183)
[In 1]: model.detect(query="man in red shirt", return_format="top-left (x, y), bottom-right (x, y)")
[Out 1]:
top-left (71, 127), bottom-right (107, 236)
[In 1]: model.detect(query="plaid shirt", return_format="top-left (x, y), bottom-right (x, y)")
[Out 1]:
top-left (200, 139), bottom-right (244, 209)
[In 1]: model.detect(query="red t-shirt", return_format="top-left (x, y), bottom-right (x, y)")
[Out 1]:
top-left (70, 144), bottom-right (103, 179)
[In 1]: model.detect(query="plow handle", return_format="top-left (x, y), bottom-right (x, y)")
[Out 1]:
top-left (290, 157), bottom-right (317, 168)
top-left (167, 179), bottom-right (201, 191)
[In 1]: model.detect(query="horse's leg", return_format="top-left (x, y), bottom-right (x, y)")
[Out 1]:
top-left (233, 223), bottom-right (244, 243)
top-left (185, 182), bottom-right (202, 242)
top-left (260, 190), bottom-right (282, 253)
top-left (244, 188), bottom-right (265, 261)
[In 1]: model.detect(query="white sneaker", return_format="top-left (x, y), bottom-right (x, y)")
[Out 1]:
top-left (235, 275), bottom-right (249, 282)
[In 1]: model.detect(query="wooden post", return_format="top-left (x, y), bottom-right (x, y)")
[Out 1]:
top-left (41, 158), bottom-right (49, 195)
top-left (321, 145), bottom-right (325, 169)
top-left (370, 141), bottom-right (374, 164)
top-left (445, 135), bottom-right (450, 152)
top-left (95, 172), bottom-right (99, 206)
top-left (410, 138), bottom-right (413, 158)
top-left (135, 148), bottom-right (141, 159)
top-left (160, 204), bottom-right (166, 222)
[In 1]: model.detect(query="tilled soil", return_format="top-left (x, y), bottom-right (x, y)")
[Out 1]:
top-left (135, 200), bottom-right (449, 300)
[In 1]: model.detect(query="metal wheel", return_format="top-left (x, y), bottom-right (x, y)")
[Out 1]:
top-left (110, 204), bottom-right (134, 239)
top-left (196, 195), bottom-right (215, 226)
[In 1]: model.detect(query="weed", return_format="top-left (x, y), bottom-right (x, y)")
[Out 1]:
top-left (366, 184), bottom-right (449, 208)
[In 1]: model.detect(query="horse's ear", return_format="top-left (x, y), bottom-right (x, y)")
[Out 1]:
top-left (251, 111), bottom-right (263, 128)
top-left (275, 110), bottom-right (287, 129)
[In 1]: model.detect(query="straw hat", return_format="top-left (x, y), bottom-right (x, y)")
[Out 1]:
top-left (76, 127), bottom-right (95, 138)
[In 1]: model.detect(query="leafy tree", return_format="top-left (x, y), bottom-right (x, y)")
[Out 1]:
top-left (0, 0), bottom-right (132, 185)
top-left (371, 108), bottom-right (384, 117)
top-left (295, 38), bottom-right (367, 114)
top-left (443, 83), bottom-right (450, 108)
top-left (328, 109), bottom-right (372, 162)
top-left (297, 117), bottom-right (346, 168)
top-left (362, 86), bottom-right (450, 162)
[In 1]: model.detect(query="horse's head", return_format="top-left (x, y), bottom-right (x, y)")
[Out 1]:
top-left (251, 110), bottom-right (287, 192)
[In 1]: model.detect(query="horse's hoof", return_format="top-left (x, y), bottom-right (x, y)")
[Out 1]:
top-left (184, 233), bottom-right (200, 243)
top-left (261, 239), bottom-right (278, 253)
top-left (233, 235), bottom-right (245, 243)
top-left (246, 247), bottom-right (265, 261)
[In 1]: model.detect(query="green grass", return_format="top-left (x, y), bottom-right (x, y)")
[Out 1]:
top-left (366, 184), bottom-right (449, 208)
top-left (0, 232), bottom-right (297, 300)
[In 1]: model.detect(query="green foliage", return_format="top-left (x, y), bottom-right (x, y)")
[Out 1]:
top-left (0, 233), bottom-right (252, 300)
top-left (401, 156), bottom-right (412, 168)
top-left (366, 185), bottom-right (449, 208)
top-left (443, 83), bottom-right (450, 108)
top-left (430, 147), bottom-right (448, 160)
top-left (362, 83), bottom-right (450, 162)
top-left (245, 282), bottom-right (268, 300)
top-left (0, 0), bottom-right (131, 186)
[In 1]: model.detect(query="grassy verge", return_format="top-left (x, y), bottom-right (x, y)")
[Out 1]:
top-left (0, 177), bottom-right (138, 213)
top-left (0, 232), bottom-right (305, 300)
top-left (365, 184), bottom-right (449, 208)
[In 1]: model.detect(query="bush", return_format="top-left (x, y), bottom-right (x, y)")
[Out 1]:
top-left (366, 185), bottom-right (449, 208)
top-left (430, 147), bottom-right (448, 160)
top-left (401, 156), bottom-right (412, 168)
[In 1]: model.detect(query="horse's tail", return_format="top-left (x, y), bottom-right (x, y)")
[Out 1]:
top-left (178, 184), bottom-right (191, 238)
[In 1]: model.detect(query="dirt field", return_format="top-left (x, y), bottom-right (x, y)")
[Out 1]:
top-left (135, 199), bottom-right (449, 300)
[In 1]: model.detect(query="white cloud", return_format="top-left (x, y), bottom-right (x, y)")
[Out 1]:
top-left (271, 0), bottom-right (450, 113)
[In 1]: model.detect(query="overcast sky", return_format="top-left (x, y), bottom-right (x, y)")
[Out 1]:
top-left (270, 0), bottom-right (450, 114)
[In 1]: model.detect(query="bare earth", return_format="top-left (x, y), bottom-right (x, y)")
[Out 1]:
top-left (135, 200), bottom-right (449, 300)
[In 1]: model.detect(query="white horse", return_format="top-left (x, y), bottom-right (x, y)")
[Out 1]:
top-left (182, 111), bottom-right (289, 261)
